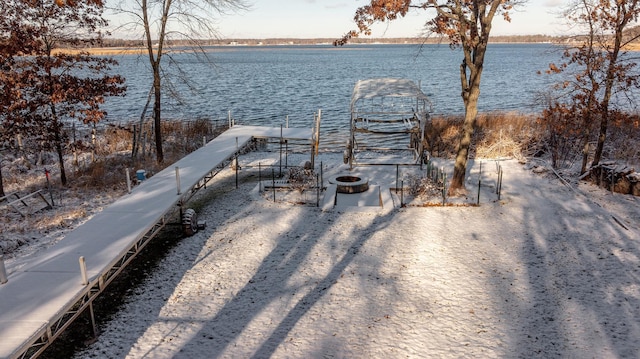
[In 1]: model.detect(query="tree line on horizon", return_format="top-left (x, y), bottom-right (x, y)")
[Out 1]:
top-left (69, 34), bottom-right (560, 48)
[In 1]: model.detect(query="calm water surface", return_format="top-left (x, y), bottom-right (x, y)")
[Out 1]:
top-left (104, 43), bottom-right (559, 143)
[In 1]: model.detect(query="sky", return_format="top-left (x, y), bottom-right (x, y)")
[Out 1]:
top-left (213, 0), bottom-right (567, 39)
top-left (106, 0), bottom-right (568, 40)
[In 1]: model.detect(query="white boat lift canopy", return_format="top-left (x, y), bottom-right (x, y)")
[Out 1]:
top-left (347, 78), bottom-right (431, 168)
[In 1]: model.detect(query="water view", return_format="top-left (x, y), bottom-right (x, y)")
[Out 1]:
top-left (104, 43), bottom-right (559, 141)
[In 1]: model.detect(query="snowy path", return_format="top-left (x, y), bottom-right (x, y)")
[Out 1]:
top-left (74, 157), bottom-right (640, 358)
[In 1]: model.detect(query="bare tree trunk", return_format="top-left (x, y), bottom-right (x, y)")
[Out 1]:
top-left (153, 72), bottom-right (164, 163)
top-left (450, 87), bottom-right (480, 193)
top-left (54, 125), bottom-right (67, 185)
top-left (592, 1), bottom-right (636, 166)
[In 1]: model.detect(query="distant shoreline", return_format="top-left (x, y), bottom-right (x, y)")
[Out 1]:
top-left (53, 37), bottom-right (562, 56)
top-left (52, 36), bottom-right (640, 56)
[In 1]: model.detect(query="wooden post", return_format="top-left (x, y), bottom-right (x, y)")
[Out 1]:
top-left (126, 168), bottom-right (132, 193)
top-left (0, 255), bottom-right (8, 284)
top-left (175, 167), bottom-right (181, 195)
top-left (79, 256), bottom-right (88, 286)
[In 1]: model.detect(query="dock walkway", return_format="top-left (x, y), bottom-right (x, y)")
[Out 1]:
top-left (0, 125), bottom-right (313, 359)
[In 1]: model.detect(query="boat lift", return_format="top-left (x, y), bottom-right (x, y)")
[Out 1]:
top-left (345, 78), bottom-right (432, 169)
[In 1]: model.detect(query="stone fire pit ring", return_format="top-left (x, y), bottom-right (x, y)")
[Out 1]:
top-left (328, 174), bottom-right (369, 194)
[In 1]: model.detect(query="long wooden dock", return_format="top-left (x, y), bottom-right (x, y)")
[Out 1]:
top-left (0, 125), bottom-right (314, 359)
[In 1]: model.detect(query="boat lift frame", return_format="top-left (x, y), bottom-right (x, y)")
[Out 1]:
top-left (346, 78), bottom-right (431, 169)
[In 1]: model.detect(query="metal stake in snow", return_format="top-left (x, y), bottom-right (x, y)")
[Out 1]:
top-left (0, 255), bottom-right (8, 284)
top-left (175, 166), bottom-right (181, 195)
top-left (477, 162), bottom-right (483, 205)
top-left (79, 256), bottom-right (88, 286)
top-left (235, 137), bottom-right (239, 189)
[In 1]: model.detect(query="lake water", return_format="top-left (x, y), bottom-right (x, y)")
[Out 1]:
top-left (104, 43), bottom-right (559, 142)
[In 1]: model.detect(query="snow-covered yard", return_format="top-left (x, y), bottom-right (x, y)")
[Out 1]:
top-left (58, 152), bottom-right (640, 358)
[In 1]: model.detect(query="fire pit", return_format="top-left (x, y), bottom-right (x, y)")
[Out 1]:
top-left (330, 175), bottom-right (369, 194)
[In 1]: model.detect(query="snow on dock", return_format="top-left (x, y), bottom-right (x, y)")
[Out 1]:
top-left (0, 125), bottom-right (314, 359)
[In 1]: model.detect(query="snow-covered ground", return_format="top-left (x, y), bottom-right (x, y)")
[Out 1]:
top-left (49, 151), bottom-right (640, 358)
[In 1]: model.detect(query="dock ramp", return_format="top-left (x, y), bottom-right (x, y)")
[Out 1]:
top-left (0, 125), bottom-right (313, 359)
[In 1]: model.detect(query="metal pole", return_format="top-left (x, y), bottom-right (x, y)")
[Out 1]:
top-left (316, 174), bottom-right (320, 207)
top-left (396, 164), bottom-right (399, 194)
top-left (279, 125), bottom-right (283, 177)
top-left (79, 256), bottom-right (88, 286)
top-left (259, 163), bottom-right (262, 192)
top-left (235, 137), bottom-right (239, 189)
top-left (477, 162), bottom-right (482, 205)
top-left (442, 170), bottom-right (447, 206)
top-left (175, 167), bottom-right (181, 195)
top-left (272, 168), bottom-right (276, 202)
top-left (0, 255), bottom-right (8, 284)
top-left (497, 166), bottom-right (503, 201)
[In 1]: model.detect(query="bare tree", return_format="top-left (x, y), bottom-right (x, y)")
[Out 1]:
top-left (542, 0), bottom-right (640, 173)
top-left (336, 0), bottom-right (522, 194)
top-left (111, 0), bottom-right (247, 163)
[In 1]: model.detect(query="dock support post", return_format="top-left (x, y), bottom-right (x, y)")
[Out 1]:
top-left (0, 255), bottom-right (8, 284)
top-left (79, 256), bottom-right (88, 286)
top-left (88, 302), bottom-right (98, 338)
top-left (175, 167), bottom-right (181, 195)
